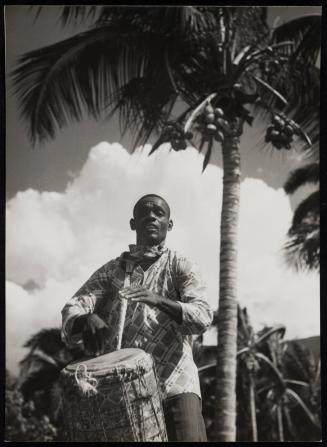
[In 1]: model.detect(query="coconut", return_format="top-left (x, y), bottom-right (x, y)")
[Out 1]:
top-left (206, 123), bottom-right (217, 134)
top-left (204, 104), bottom-right (214, 114)
top-left (205, 113), bottom-right (215, 124)
top-left (214, 130), bottom-right (224, 142)
top-left (214, 108), bottom-right (224, 117)
top-left (270, 129), bottom-right (280, 139)
top-left (284, 124), bottom-right (294, 136)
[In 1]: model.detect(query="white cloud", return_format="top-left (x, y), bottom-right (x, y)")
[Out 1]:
top-left (6, 142), bottom-right (319, 373)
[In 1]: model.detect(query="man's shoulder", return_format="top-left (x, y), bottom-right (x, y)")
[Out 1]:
top-left (97, 256), bottom-right (122, 272)
top-left (166, 249), bottom-right (197, 272)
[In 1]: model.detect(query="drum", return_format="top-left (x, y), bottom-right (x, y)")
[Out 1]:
top-left (60, 348), bottom-right (168, 442)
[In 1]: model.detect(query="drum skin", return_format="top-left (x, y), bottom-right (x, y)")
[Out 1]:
top-left (60, 348), bottom-right (168, 442)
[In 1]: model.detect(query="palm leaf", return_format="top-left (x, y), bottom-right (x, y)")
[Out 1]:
top-left (263, 15), bottom-right (321, 137)
top-left (184, 92), bottom-right (217, 133)
top-left (285, 388), bottom-right (320, 428)
top-left (272, 15), bottom-right (321, 65)
top-left (285, 379), bottom-right (310, 388)
top-left (202, 139), bottom-right (213, 172)
top-left (291, 191), bottom-right (319, 227)
top-left (11, 24), bottom-right (175, 144)
top-left (255, 352), bottom-right (285, 389)
top-left (284, 163), bottom-right (319, 195)
top-left (252, 75), bottom-right (288, 106)
top-left (284, 225), bottom-right (320, 272)
top-left (255, 325), bottom-right (286, 347)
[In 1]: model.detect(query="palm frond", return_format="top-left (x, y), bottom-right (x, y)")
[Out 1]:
top-left (285, 388), bottom-right (320, 428)
top-left (11, 25), bottom-right (176, 144)
top-left (284, 163), bottom-right (319, 195)
top-left (291, 190), bottom-right (319, 227)
top-left (264, 15), bottom-right (321, 137)
top-left (202, 139), bottom-right (213, 171)
top-left (30, 5), bottom-right (99, 27)
top-left (284, 226), bottom-right (320, 272)
top-left (22, 328), bottom-right (64, 357)
top-left (272, 15), bottom-right (321, 65)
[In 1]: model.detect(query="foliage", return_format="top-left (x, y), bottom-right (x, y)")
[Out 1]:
top-left (199, 309), bottom-right (321, 442)
top-left (18, 328), bottom-right (83, 425)
top-left (11, 6), bottom-right (320, 157)
top-left (283, 161), bottom-right (319, 272)
top-left (5, 369), bottom-right (57, 442)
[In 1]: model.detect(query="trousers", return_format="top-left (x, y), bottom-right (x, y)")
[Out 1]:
top-left (163, 392), bottom-right (207, 442)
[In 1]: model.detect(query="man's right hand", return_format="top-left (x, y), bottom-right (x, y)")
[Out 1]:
top-left (73, 314), bottom-right (109, 357)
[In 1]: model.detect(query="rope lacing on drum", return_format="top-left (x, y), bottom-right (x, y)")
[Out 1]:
top-left (118, 367), bottom-right (140, 441)
top-left (138, 363), bottom-right (168, 441)
top-left (74, 364), bottom-right (98, 396)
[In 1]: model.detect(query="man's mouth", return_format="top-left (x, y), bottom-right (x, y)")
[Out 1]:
top-left (145, 224), bottom-right (158, 230)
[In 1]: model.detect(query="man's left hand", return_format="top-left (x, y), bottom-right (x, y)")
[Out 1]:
top-left (119, 286), bottom-right (160, 307)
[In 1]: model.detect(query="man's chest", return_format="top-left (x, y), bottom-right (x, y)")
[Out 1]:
top-left (95, 261), bottom-right (178, 323)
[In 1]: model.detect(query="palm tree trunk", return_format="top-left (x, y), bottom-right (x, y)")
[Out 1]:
top-left (277, 404), bottom-right (284, 441)
top-left (214, 124), bottom-right (241, 441)
top-left (249, 374), bottom-right (258, 441)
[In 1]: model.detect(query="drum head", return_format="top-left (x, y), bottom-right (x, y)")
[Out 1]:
top-left (64, 348), bottom-right (150, 374)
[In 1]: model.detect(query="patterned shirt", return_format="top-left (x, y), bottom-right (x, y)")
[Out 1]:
top-left (61, 246), bottom-right (213, 400)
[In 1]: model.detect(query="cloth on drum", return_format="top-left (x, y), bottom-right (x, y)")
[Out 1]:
top-left (163, 392), bottom-right (207, 442)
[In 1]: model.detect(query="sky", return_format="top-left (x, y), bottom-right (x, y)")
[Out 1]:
top-left (5, 6), bottom-right (321, 374)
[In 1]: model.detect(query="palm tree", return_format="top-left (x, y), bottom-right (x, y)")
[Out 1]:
top-left (18, 328), bottom-right (82, 424)
top-left (10, 7), bottom-right (321, 440)
top-left (256, 328), bottom-right (321, 441)
top-left (283, 161), bottom-right (319, 271)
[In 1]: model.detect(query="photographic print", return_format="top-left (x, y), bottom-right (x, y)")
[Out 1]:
top-left (5, 5), bottom-right (321, 442)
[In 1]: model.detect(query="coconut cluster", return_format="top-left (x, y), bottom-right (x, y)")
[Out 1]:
top-left (196, 104), bottom-right (230, 142)
top-left (265, 114), bottom-right (296, 150)
top-left (161, 122), bottom-right (193, 151)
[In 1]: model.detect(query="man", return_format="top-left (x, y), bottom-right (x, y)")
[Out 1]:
top-left (61, 194), bottom-right (213, 441)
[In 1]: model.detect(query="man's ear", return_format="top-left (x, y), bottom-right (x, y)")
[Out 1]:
top-left (168, 219), bottom-right (173, 231)
top-left (130, 218), bottom-right (136, 231)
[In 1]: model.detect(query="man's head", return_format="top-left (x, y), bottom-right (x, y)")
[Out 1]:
top-left (130, 194), bottom-right (173, 246)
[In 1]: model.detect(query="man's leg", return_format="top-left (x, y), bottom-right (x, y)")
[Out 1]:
top-left (163, 393), bottom-right (207, 442)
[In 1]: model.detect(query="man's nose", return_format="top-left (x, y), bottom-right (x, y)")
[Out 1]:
top-left (145, 210), bottom-right (156, 220)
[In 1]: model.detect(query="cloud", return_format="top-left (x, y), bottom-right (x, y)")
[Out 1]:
top-left (6, 142), bottom-right (319, 373)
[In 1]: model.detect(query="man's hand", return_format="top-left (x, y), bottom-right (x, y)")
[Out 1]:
top-left (119, 286), bottom-right (160, 307)
top-left (120, 286), bottom-right (182, 324)
top-left (73, 314), bottom-right (109, 357)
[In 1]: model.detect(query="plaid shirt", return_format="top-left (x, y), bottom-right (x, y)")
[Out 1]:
top-left (61, 247), bottom-right (213, 399)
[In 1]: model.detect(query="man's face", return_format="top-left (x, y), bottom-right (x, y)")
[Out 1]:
top-left (131, 196), bottom-right (173, 245)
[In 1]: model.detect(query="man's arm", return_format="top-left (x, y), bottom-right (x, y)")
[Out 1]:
top-left (172, 256), bottom-right (213, 335)
top-left (61, 262), bottom-right (113, 353)
top-left (120, 255), bottom-right (213, 334)
top-left (120, 287), bottom-right (182, 324)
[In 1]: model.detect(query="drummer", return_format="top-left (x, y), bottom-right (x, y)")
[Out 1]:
top-left (61, 194), bottom-right (213, 442)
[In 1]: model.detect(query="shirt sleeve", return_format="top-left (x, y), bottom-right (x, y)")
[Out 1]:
top-left (173, 255), bottom-right (213, 335)
top-left (61, 262), bottom-right (113, 348)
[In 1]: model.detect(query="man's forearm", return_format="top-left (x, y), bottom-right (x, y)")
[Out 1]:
top-left (156, 297), bottom-right (182, 324)
top-left (71, 314), bottom-right (89, 334)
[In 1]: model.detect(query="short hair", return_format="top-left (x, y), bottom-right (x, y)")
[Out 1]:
top-left (133, 194), bottom-right (170, 217)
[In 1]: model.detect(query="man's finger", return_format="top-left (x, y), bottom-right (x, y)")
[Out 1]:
top-left (97, 330), bottom-right (105, 355)
top-left (123, 291), bottom-right (148, 299)
top-left (120, 285), bottom-right (146, 294)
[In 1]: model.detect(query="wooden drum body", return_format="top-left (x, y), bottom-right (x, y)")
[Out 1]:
top-left (60, 348), bottom-right (167, 442)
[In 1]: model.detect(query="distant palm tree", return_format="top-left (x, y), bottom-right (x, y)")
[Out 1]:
top-left (11, 7), bottom-right (320, 440)
top-left (256, 328), bottom-right (320, 441)
top-left (283, 161), bottom-right (319, 271)
top-left (18, 328), bottom-right (82, 423)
